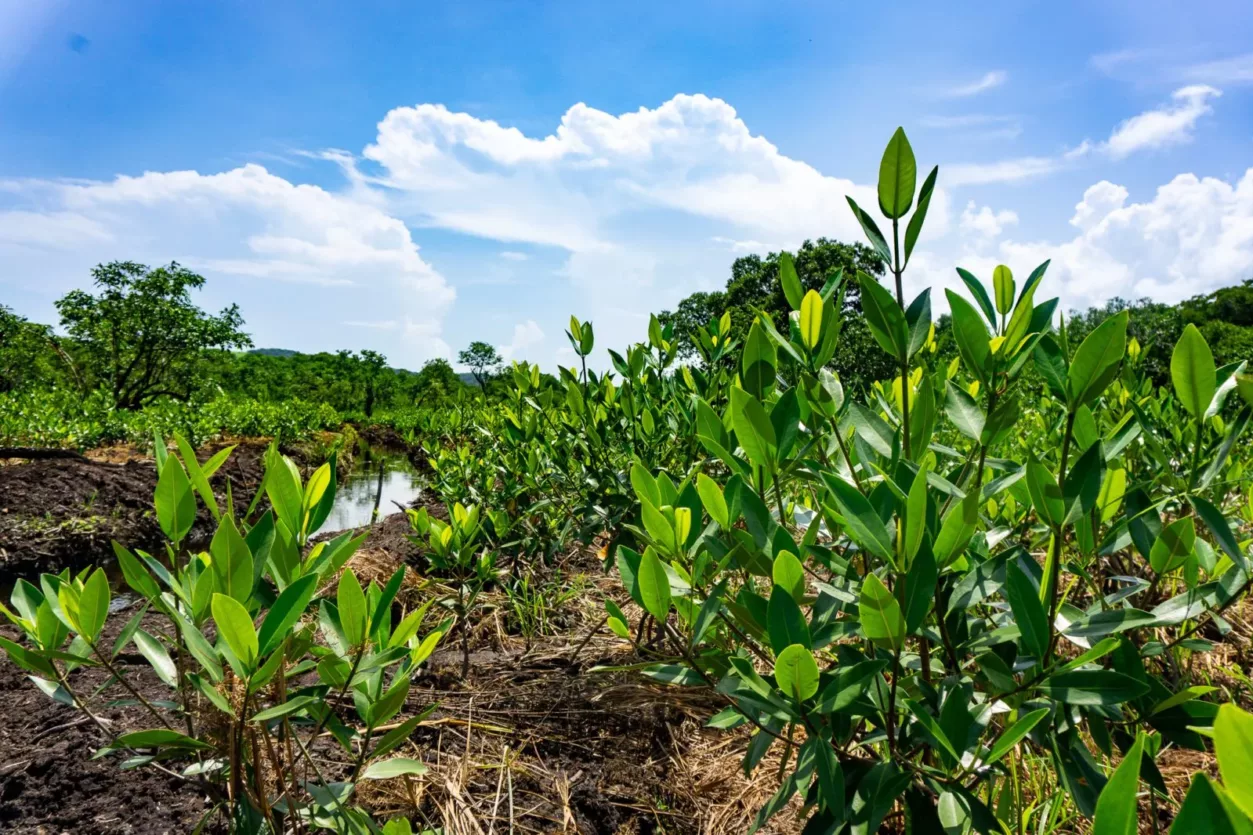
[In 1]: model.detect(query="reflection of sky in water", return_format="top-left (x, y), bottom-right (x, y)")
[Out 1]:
top-left (321, 455), bottom-right (425, 533)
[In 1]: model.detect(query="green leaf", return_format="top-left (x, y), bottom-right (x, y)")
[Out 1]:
top-left (1173, 323), bottom-right (1217, 418)
top-left (1035, 670), bottom-right (1149, 705)
top-left (860, 574), bottom-right (905, 652)
top-left (741, 320), bottom-right (778, 400)
top-left (955, 268), bottom-right (997, 326)
top-left (906, 700), bottom-right (960, 762)
top-left (638, 548), bottom-right (672, 622)
top-left (113, 542), bottom-right (160, 600)
top-left (985, 708), bottom-right (1050, 765)
top-left (257, 574), bottom-right (318, 657)
top-left (774, 644), bottom-right (820, 701)
top-left (730, 387), bottom-right (776, 471)
top-left (767, 585), bottom-right (811, 654)
top-left (944, 380), bottom-right (985, 441)
top-left (209, 515), bottom-right (254, 604)
top-left (992, 265), bottom-right (1015, 316)
top-left (772, 551), bottom-right (806, 603)
top-left (154, 457), bottom-right (197, 544)
top-left (113, 729), bottom-right (212, 751)
top-left (799, 289), bottom-right (823, 351)
top-left (211, 593), bottom-right (257, 670)
top-left (1151, 685), bottom-right (1218, 715)
top-left (1214, 703), bottom-right (1253, 819)
top-left (1005, 561), bottom-right (1049, 661)
top-left (823, 472), bottom-right (894, 565)
top-left (846, 196), bottom-right (892, 266)
top-left (904, 165), bottom-right (938, 266)
top-left (264, 448), bottom-right (304, 538)
top-left (695, 474), bottom-right (729, 529)
top-left (1150, 517), bottom-right (1196, 575)
top-left (904, 465), bottom-right (929, 563)
top-left (779, 251), bottom-right (803, 311)
top-left (251, 695), bottom-right (317, 722)
top-left (77, 568), bottom-right (110, 644)
top-left (1026, 455), bottom-right (1065, 528)
top-left (133, 629), bottom-right (178, 688)
top-left (1067, 311), bottom-right (1128, 408)
top-left (338, 568), bottom-right (368, 648)
top-left (946, 289), bottom-right (993, 382)
top-left (900, 544), bottom-right (936, 634)
top-left (1092, 733), bottom-right (1144, 835)
top-left (877, 127), bottom-right (917, 220)
top-left (175, 434), bottom-right (220, 520)
top-left (857, 271), bottom-right (908, 361)
top-left (363, 758), bottom-right (429, 780)
top-left (1172, 775), bottom-right (1241, 835)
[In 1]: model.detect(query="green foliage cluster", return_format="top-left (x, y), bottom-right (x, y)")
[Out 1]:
top-left (2, 440), bottom-right (445, 832)
top-left (376, 129), bottom-right (1253, 832)
top-left (0, 387), bottom-right (342, 449)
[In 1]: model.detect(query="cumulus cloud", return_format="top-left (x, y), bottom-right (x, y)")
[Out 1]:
top-left (1103, 86), bottom-right (1220, 158)
top-left (354, 94), bottom-right (944, 355)
top-left (497, 319), bottom-right (545, 362)
top-left (499, 250), bottom-right (529, 261)
top-left (0, 164), bottom-right (455, 364)
top-left (993, 170), bottom-right (1253, 311)
top-left (960, 202), bottom-right (1019, 238)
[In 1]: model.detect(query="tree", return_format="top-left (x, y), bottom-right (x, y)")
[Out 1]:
top-left (0, 305), bottom-right (58, 393)
top-left (55, 262), bottom-right (250, 409)
top-left (410, 358), bottom-right (461, 405)
top-left (358, 349), bottom-right (391, 417)
top-left (458, 341), bottom-right (502, 389)
top-left (658, 238), bottom-right (895, 391)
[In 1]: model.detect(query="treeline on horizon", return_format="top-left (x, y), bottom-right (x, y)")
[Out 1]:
top-left (3, 246), bottom-right (1252, 421)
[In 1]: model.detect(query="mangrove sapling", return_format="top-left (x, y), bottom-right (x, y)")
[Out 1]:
top-left (607, 128), bottom-right (1253, 832)
top-left (406, 502), bottom-right (498, 677)
top-left (1, 441), bottom-right (445, 834)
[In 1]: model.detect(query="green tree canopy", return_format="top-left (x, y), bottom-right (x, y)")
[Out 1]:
top-left (55, 261), bottom-right (250, 409)
top-left (458, 341), bottom-right (502, 389)
top-left (658, 238), bottom-right (896, 391)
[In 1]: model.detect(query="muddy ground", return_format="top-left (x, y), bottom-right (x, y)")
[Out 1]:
top-left (0, 441), bottom-right (796, 834)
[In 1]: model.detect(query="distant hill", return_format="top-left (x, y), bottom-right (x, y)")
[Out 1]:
top-left (459, 373), bottom-right (480, 387)
top-left (249, 348), bottom-right (299, 358)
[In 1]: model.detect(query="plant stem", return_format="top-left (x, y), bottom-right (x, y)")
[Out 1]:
top-left (1044, 411), bottom-right (1076, 667)
top-left (892, 218), bottom-right (912, 460)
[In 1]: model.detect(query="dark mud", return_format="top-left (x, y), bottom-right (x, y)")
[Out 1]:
top-left (0, 611), bottom-right (221, 835)
top-left (0, 442), bottom-right (266, 581)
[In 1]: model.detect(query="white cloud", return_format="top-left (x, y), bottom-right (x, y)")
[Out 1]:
top-left (945, 156), bottom-right (1060, 186)
top-left (960, 201), bottom-right (1019, 238)
top-left (1104, 85), bottom-right (1220, 159)
top-left (944, 71), bottom-right (1008, 98)
top-left (345, 320), bottom-right (399, 330)
top-left (712, 236), bottom-right (766, 252)
top-left (354, 93), bottom-right (945, 357)
top-left (919, 114), bottom-right (1021, 139)
top-left (499, 250), bottom-right (529, 261)
top-left (994, 170), bottom-right (1253, 311)
top-left (0, 164), bottom-right (455, 364)
top-left (497, 319), bottom-right (544, 362)
top-left (943, 85), bottom-right (1221, 188)
top-left (1180, 53), bottom-right (1253, 85)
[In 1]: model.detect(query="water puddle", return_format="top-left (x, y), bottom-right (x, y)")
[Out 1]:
top-left (320, 446), bottom-right (425, 533)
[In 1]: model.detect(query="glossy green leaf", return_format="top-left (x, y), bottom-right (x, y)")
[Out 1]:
top-left (859, 574), bottom-right (905, 653)
top-left (1173, 323), bottom-right (1217, 418)
top-left (774, 644), bottom-right (820, 701)
top-left (638, 547), bottom-right (672, 622)
top-left (877, 127), bottom-right (916, 220)
top-left (211, 593), bottom-right (258, 670)
top-left (1092, 733), bottom-right (1144, 835)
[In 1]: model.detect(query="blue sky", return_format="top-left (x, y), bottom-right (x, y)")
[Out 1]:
top-left (3, 0), bottom-right (1253, 372)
